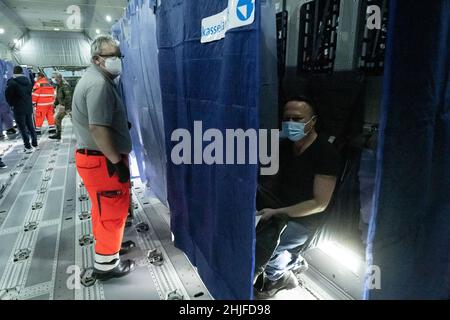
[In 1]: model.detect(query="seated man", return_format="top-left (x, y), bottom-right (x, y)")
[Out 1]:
top-left (254, 97), bottom-right (340, 299)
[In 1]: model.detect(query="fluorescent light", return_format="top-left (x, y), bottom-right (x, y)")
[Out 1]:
top-left (95, 29), bottom-right (100, 34)
top-left (318, 241), bottom-right (362, 274)
top-left (0, 28), bottom-right (5, 34)
top-left (54, 28), bottom-right (60, 31)
top-left (106, 15), bottom-right (112, 22)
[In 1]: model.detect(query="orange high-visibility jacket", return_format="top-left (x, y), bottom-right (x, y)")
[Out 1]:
top-left (32, 78), bottom-right (55, 108)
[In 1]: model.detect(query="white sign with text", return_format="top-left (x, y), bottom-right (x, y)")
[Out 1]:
top-left (201, 0), bottom-right (256, 43)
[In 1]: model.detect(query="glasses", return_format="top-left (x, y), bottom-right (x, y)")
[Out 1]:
top-left (98, 54), bottom-right (125, 59)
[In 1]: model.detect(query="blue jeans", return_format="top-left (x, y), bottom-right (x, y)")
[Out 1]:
top-left (265, 220), bottom-right (311, 281)
top-left (15, 113), bottom-right (37, 149)
top-left (0, 107), bottom-right (14, 132)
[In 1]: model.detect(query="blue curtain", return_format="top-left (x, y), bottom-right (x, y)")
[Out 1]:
top-left (0, 60), bottom-right (13, 110)
top-left (112, 0), bottom-right (168, 204)
top-left (0, 60), bottom-right (7, 109)
top-left (157, 0), bottom-right (260, 299)
top-left (366, 0), bottom-right (450, 299)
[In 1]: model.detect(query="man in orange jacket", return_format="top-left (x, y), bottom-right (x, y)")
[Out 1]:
top-left (32, 73), bottom-right (56, 135)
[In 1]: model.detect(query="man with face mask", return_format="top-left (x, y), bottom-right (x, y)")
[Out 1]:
top-left (72, 35), bottom-right (135, 281)
top-left (254, 97), bottom-right (340, 299)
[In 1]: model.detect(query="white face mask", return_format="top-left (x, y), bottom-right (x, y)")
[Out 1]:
top-left (104, 57), bottom-right (122, 76)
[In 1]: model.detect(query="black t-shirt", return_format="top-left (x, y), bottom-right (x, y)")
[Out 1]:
top-left (274, 134), bottom-right (340, 207)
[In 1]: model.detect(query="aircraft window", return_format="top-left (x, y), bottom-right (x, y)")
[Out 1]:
top-left (358, 0), bottom-right (389, 75)
top-left (297, 0), bottom-right (341, 75)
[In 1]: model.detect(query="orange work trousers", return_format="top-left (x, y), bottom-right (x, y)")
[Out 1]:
top-left (35, 106), bottom-right (55, 128)
top-left (75, 151), bottom-right (130, 255)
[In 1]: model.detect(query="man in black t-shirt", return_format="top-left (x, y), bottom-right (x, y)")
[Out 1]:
top-left (255, 97), bottom-right (340, 299)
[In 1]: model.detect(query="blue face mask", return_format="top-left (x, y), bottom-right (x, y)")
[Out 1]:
top-left (281, 118), bottom-right (315, 142)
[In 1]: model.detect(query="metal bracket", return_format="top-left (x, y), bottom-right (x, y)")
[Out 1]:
top-left (38, 187), bottom-right (47, 194)
top-left (78, 235), bottom-right (94, 247)
top-left (10, 171), bottom-right (18, 177)
top-left (166, 289), bottom-right (184, 300)
top-left (45, 167), bottom-right (54, 172)
top-left (13, 248), bottom-right (31, 262)
top-left (24, 222), bottom-right (38, 232)
top-left (147, 249), bottom-right (164, 266)
top-left (32, 202), bottom-right (43, 210)
top-left (80, 268), bottom-right (97, 287)
top-left (0, 287), bottom-right (20, 300)
top-left (16, 163), bottom-right (24, 168)
top-left (78, 211), bottom-right (91, 221)
top-left (78, 195), bottom-right (89, 201)
top-left (136, 222), bottom-right (149, 233)
top-left (42, 176), bottom-right (51, 182)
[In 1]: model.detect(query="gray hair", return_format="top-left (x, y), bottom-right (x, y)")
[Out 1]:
top-left (90, 35), bottom-right (119, 57)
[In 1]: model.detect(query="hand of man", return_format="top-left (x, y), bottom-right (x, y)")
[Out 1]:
top-left (106, 158), bottom-right (130, 183)
top-left (256, 208), bottom-right (279, 221)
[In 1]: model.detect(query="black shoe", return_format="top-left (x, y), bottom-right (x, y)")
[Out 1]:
top-left (36, 130), bottom-right (42, 136)
top-left (32, 141), bottom-right (38, 148)
top-left (0, 161), bottom-right (7, 169)
top-left (49, 133), bottom-right (61, 140)
top-left (6, 128), bottom-right (16, 135)
top-left (93, 259), bottom-right (135, 281)
top-left (119, 240), bottom-right (136, 255)
top-left (48, 129), bottom-right (56, 134)
top-left (254, 271), bottom-right (299, 299)
top-left (24, 147), bottom-right (33, 154)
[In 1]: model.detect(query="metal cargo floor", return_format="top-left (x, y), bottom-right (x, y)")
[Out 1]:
top-left (0, 121), bottom-right (211, 300)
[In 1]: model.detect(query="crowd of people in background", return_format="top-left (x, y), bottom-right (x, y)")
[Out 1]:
top-left (0, 66), bottom-right (73, 168)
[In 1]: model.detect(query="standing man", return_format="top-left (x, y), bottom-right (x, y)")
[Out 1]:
top-left (5, 66), bottom-right (38, 152)
top-left (32, 72), bottom-right (56, 135)
top-left (72, 35), bottom-right (135, 281)
top-left (49, 73), bottom-right (73, 140)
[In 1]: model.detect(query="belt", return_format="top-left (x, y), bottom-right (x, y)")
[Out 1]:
top-left (76, 149), bottom-right (104, 156)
